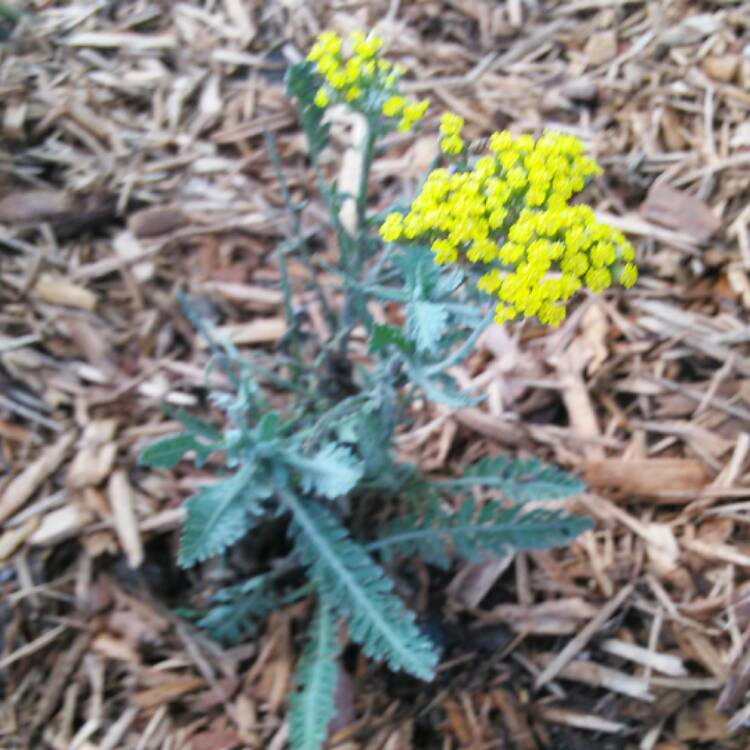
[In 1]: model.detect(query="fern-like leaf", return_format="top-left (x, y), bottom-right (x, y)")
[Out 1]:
top-left (284, 444), bottom-right (365, 500)
top-left (197, 577), bottom-right (279, 646)
top-left (179, 465), bottom-right (271, 567)
top-left (439, 455), bottom-right (586, 502)
top-left (407, 300), bottom-right (448, 353)
top-left (374, 497), bottom-right (592, 568)
top-left (280, 490), bottom-right (438, 680)
top-left (139, 434), bottom-right (201, 469)
top-left (289, 603), bottom-right (340, 750)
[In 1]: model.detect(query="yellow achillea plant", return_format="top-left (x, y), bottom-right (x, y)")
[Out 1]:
top-left (307, 29), bottom-right (429, 132)
top-left (148, 29), bottom-right (619, 750)
top-left (380, 113), bottom-right (638, 327)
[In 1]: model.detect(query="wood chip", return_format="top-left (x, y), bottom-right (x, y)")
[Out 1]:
top-left (0, 431), bottom-right (77, 525)
top-left (0, 517), bottom-right (40, 561)
top-left (133, 676), bottom-right (205, 709)
top-left (639, 183), bottom-right (720, 243)
top-left (584, 30), bottom-right (618, 66)
top-left (599, 638), bottom-right (687, 677)
top-left (536, 706), bottom-right (626, 734)
top-left (29, 500), bottom-right (95, 546)
top-left (582, 458), bottom-right (709, 498)
top-left (535, 584), bottom-right (634, 689)
top-left (67, 419), bottom-right (119, 488)
top-left (33, 274), bottom-right (98, 311)
top-left (107, 470), bottom-right (144, 568)
top-left (536, 653), bottom-right (654, 701)
top-left (128, 206), bottom-right (189, 238)
top-left (0, 190), bottom-right (75, 223)
top-left (210, 318), bottom-right (286, 346)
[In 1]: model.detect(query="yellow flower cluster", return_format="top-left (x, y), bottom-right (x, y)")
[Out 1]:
top-left (380, 119), bottom-right (637, 327)
top-left (307, 30), bottom-right (429, 132)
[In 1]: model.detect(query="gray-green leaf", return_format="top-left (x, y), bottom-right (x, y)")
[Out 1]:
top-left (407, 301), bottom-right (448, 353)
top-left (286, 444), bottom-right (364, 500)
top-left (289, 603), bottom-right (340, 750)
top-left (281, 491), bottom-right (438, 680)
top-left (138, 434), bottom-right (199, 469)
top-left (179, 465), bottom-right (269, 567)
top-left (443, 455), bottom-right (587, 502)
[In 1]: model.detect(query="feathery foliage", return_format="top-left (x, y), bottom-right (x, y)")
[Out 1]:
top-left (197, 578), bottom-right (280, 646)
top-left (282, 489), bottom-right (438, 680)
top-left (179, 465), bottom-right (271, 567)
top-left (289, 603), bottom-right (340, 750)
top-left (374, 495), bottom-right (592, 569)
top-left (439, 455), bottom-right (587, 502)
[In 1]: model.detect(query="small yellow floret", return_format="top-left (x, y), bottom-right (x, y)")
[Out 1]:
top-left (380, 212), bottom-right (404, 242)
top-left (382, 95), bottom-right (405, 117)
top-left (439, 112), bottom-right (464, 136)
top-left (538, 302), bottom-right (566, 327)
top-left (440, 134), bottom-right (464, 155)
top-left (619, 263), bottom-right (638, 288)
top-left (489, 131), bottom-right (514, 153)
top-left (308, 31), bottom-right (342, 63)
top-left (314, 87), bottom-right (330, 108)
top-left (328, 70), bottom-right (347, 89)
top-left (432, 239), bottom-right (458, 265)
top-left (494, 303), bottom-right (516, 324)
top-left (403, 99), bottom-right (429, 122)
top-left (351, 31), bottom-right (382, 59)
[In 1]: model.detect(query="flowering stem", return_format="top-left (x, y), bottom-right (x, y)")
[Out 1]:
top-left (355, 119), bottom-right (377, 250)
top-left (333, 119), bottom-right (378, 360)
top-left (264, 129), bottom-right (337, 336)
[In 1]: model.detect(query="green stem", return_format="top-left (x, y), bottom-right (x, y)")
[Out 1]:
top-left (355, 120), bottom-right (377, 249)
top-left (422, 309), bottom-right (494, 377)
top-left (264, 129), bottom-right (337, 334)
top-left (262, 134), bottom-right (296, 324)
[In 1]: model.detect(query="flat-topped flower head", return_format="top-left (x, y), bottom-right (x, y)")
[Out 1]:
top-left (380, 117), bottom-right (637, 327)
top-left (306, 29), bottom-right (428, 132)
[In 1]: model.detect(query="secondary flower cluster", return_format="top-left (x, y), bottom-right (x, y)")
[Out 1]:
top-left (380, 115), bottom-right (637, 326)
top-left (307, 30), bottom-right (428, 132)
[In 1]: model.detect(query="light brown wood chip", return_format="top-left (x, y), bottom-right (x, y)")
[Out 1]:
top-left (107, 470), bottom-right (144, 568)
top-left (0, 430), bottom-right (77, 526)
top-left (535, 583), bottom-right (635, 689)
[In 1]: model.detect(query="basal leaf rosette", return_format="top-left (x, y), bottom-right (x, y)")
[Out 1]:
top-left (307, 29), bottom-right (429, 132)
top-left (380, 114), bottom-right (638, 327)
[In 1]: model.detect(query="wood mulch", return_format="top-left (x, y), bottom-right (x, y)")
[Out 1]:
top-left (2, 1), bottom-right (750, 748)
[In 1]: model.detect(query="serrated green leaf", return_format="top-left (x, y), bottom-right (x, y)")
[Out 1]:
top-left (289, 603), bottom-right (340, 750)
top-left (285, 444), bottom-right (364, 500)
top-left (396, 245), bottom-right (441, 298)
top-left (179, 465), bottom-right (270, 567)
top-left (197, 577), bottom-right (279, 646)
top-left (373, 497), bottom-right (592, 568)
top-left (407, 301), bottom-right (448, 353)
top-left (406, 366), bottom-right (482, 409)
top-left (138, 434), bottom-right (198, 469)
top-left (369, 324), bottom-right (413, 355)
top-left (443, 455), bottom-right (587, 502)
top-left (162, 406), bottom-right (222, 440)
top-left (257, 411), bottom-right (281, 442)
top-left (355, 410), bottom-right (395, 482)
top-left (281, 491), bottom-right (438, 680)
